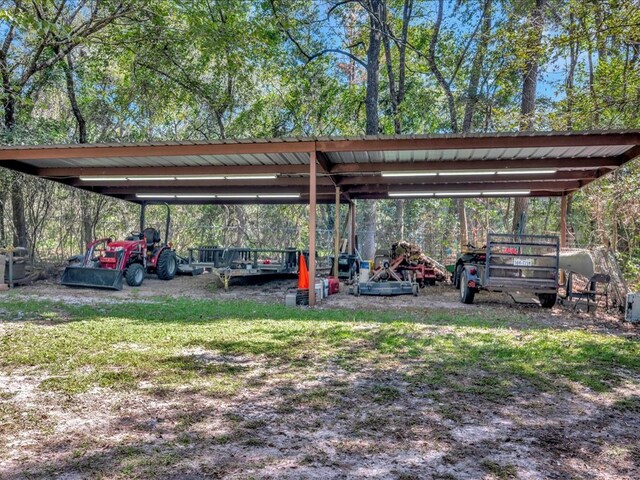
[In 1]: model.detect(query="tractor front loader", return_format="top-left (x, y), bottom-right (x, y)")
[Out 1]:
top-left (61, 203), bottom-right (178, 290)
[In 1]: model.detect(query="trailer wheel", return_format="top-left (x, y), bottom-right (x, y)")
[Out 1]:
top-left (157, 250), bottom-right (177, 280)
top-left (454, 264), bottom-right (462, 289)
top-left (412, 284), bottom-right (419, 296)
top-left (126, 263), bottom-right (145, 287)
top-left (354, 284), bottom-right (360, 297)
top-left (537, 293), bottom-right (557, 309)
top-left (460, 270), bottom-right (475, 304)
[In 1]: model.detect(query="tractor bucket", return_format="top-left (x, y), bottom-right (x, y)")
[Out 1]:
top-left (61, 266), bottom-right (124, 291)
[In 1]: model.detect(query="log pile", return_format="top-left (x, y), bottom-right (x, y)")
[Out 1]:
top-left (392, 241), bottom-right (448, 282)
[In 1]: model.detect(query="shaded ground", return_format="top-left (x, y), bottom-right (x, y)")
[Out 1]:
top-left (0, 282), bottom-right (638, 479)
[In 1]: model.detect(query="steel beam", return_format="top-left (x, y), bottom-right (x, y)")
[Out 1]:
top-left (349, 202), bottom-right (356, 255)
top-left (309, 151), bottom-right (317, 306)
top-left (336, 170), bottom-right (599, 186)
top-left (560, 195), bottom-right (568, 248)
top-left (333, 187), bottom-right (340, 277)
top-left (316, 151), bottom-right (335, 177)
top-left (0, 140), bottom-right (316, 160)
top-left (99, 186), bottom-right (337, 195)
top-left (317, 132), bottom-right (640, 153)
top-left (330, 157), bottom-right (622, 174)
top-left (347, 191), bottom-right (566, 199)
top-left (39, 164), bottom-right (310, 177)
top-left (73, 177), bottom-right (334, 188)
top-left (342, 180), bottom-right (582, 194)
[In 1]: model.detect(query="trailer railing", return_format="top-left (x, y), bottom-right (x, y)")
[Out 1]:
top-left (484, 234), bottom-right (559, 292)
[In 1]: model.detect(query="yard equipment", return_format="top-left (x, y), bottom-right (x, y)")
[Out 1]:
top-left (453, 234), bottom-right (560, 308)
top-left (61, 203), bottom-right (178, 290)
top-left (352, 242), bottom-right (441, 296)
top-left (353, 257), bottom-right (419, 296)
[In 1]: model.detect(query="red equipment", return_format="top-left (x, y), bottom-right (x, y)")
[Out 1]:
top-left (327, 276), bottom-right (340, 295)
top-left (61, 205), bottom-right (178, 290)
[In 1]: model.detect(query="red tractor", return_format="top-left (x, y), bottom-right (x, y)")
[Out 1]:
top-left (61, 205), bottom-right (178, 290)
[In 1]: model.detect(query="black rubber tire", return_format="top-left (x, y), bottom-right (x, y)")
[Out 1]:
top-left (354, 284), bottom-right (360, 296)
top-left (460, 269), bottom-right (475, 304)
top-left (412, 284), bottom-right (419, 296)
top-left (538, 293), bottom-right (557, 309)
top-left (454, 264), bottom-right (462, 289)
top-left (125, 263), bottom-right (145, 287)
top-left (156, 250), bottom-right (177, 280)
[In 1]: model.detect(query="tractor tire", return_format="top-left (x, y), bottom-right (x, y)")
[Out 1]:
top-left (454, 264), bottom-right (462, 289)
top-left (156, 250), bottom-right (177, 280)
top-left (460, 269), bottom-right (475, 304)
top-left (125, 263), bottom-right (145, 287)
top-left (537, 293), bottom-right (557, 309)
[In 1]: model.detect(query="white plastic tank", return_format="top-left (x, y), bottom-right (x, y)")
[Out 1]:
top-left (625, 293), bottom-right (640, 323)
top-left (359, 260), bottom-right (371, 283)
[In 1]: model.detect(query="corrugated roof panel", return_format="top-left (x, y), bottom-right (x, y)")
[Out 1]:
top-left (293, 152), bottom-right (310, 164)
top-left (200, 155), bottom-right (224, 166)
top-left (280, 152), bottom-right (298, 165)
top-left (183, 155), bottom-right (209, 166)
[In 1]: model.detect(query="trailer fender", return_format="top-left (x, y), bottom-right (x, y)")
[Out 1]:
top-left (462, 264), bottom-right (480, 290)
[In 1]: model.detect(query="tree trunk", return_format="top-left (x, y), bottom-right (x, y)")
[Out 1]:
top-left (381, 0), bottom-right (413, 245)
top-left (361, 0), bottom-right (383, 260)
top-left (0, 187), bottom-right (5, 247)
top-left (365, 0), bottom-right (382, 135)
top-left (512, 197), bottom-right (529, 234)
top-left (458, 199), bottom-right (468, 247)
top-left (519, 0), bottom-right (546, 131)
top-left (565, 12), bottom-right (578, 130)
top-left (397, 199), bottom-right (405, 240)
top-left (62, 54), bottom-right (87, 143)
top-left (3, 93), bottom-right (27, 249)
top-left (462, 0), bottom-right (492, 132)
top-left (363, 200), bottom-right (377, 260)
top-left (513, 0), bottom-right (546, 234)
top-left (427, 0), bottom-right (458, 132)
top-left (458, 0), bottom-right (493, 246)
top-left (11, 179), bottom-right (27, 248)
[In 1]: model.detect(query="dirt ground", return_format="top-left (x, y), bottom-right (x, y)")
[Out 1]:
top-left (1, 275), bottom-right (639, 479)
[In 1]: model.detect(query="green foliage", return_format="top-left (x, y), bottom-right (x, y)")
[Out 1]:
top-left (0, 0), bottom-right (639, 282)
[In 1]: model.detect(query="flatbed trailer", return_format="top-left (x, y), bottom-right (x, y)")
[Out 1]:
top-left (187, 246), bottom-right (308, 286)
top-left (454, 234), bottom-right (560, 308)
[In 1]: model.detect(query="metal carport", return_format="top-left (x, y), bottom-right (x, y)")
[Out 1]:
top-left (2, 129), bottom-right (639, 304)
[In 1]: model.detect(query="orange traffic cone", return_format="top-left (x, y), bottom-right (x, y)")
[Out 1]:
top-left (298, 254), bottom-right (309, 289)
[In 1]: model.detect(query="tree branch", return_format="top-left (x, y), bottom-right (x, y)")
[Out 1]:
top-left (269, 0), bottom-right (367, 68)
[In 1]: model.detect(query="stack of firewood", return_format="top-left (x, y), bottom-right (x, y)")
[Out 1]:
top-left (392, 241), bottom-right (448, 282)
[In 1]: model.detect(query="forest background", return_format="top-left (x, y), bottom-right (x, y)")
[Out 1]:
top-left (1, 0), bottom-right (639, 286)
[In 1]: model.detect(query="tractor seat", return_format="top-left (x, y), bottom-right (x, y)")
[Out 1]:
top-left (142, 228), bottom-right (161, 248)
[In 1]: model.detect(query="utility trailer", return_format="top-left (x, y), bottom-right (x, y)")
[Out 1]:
top-left (454, 234), bottom-right (560, 308)
top-left (187, 246), bottom-right (308, 286)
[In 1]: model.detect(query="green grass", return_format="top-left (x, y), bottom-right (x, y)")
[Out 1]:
top-left (481, 460), bottom-right (518, 479)
top-left (0, 297), bottom-right (638, 397)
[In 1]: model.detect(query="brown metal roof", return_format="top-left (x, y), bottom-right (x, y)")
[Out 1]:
top-left (1, 130), bottom-right (638, 204)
